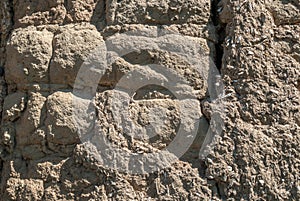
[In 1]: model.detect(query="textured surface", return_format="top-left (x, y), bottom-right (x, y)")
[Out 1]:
top-left (0, 0), bottom-right (299, 200)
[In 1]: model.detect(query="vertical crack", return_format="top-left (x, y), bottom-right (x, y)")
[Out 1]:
top-left (0, 0), bottom-right (14, 122)
top-left (40, 30), bottom-right (56, 156)
top-left (204, 0), bottom-right (227, 199)
top-left (211, 0), bottom-right (226, 71)
top-left (63, 0), bottom-right (69, 25)
top-left (0, 0), bottom-right (14, 196)
top-left (91, 0), bottom-right (107, 31)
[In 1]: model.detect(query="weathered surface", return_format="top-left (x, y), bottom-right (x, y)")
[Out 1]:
top-left (50, 23), bottom-right (103, 86)
top-left (0, 0), bottom-right (299, 200)
top-left (210, 0), bottom-right (300, 200)
top-left (6, 27), bottom-right (53, 86)
top-left (105, 0), bottom-right (210, 25)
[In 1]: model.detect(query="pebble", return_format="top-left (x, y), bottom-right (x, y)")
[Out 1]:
top-left (247, 50), bottom-right (254, 55)
top-left (24, 68), bottom-right (29, 75)
top-left (4, 132), bottom-right (10, 142)
top-left (207, 158), bottom-right (213, 164)
top-left (270, 89), bottom-right (279, 94)
top-left (207, 175), bottom-right (214, 179)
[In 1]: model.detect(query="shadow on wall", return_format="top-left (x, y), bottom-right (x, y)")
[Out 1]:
top-left (91, 0), bottom-right (107, 31)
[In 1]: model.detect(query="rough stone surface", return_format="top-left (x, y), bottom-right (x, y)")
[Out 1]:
top-left (13, 0), bottom-right (66, 28)
top-left (105, 0), bottom-right (211, 25)
top-left (0, 0), bottom-right (299, 200)
top-left (6, 27), bottom-right (53, 86)
top-left (50, 23), bottom-right (103, 87)
top-left (214, 0), bottom-right (300, 200)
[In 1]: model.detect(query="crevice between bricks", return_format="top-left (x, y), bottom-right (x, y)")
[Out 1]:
top-left (186, 1), bottom-right (227, 187)
top-left (63, 0), bottom-right (69, 25)
top-left (0, 0), bottom-right (14, 123)
top-left (0, 0), bottom-right (14, 196)
top-left (92, 0), bottom-right (107, 32)
top-left (204, 0), bottom-right (227, 199)
top-left (211, 0), bottom-right (226, 71)
top-left (40, 31), bottom-right (56, 158)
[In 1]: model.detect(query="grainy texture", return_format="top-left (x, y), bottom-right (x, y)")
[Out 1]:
top-left (0, 0), bottom-right (299, 200)
top-left (211, 0), bottom-right (300, 200)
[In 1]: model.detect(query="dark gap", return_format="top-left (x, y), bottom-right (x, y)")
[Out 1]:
top-left (0, 0), bottom-right (14, 122)
top-left (215, 182), bottom-right (222, 198)
top-left (0, 5), bottom-right (15, 195)
top-left (63, 0), bottom-right (69, 24)
top-left (180, 0), bottom-right (226, 175)
top-left (91, 0), bottom-right (107, 31)
top-left (64, 0), bottom-right (68, 12)
top-left (211, 0), bottom-right (226, 71)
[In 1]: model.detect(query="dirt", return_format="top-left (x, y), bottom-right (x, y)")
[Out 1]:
top-left (0, 0), bottom-right (299, 200)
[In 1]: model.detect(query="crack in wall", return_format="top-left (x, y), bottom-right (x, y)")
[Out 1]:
top-left (0, 0), bottom-right (14, 124)
top-left (0, 0), bottom-right (14, 195)
top-left (211, 0), bottom-right (226, 71)
top-left (204, 0), bottom-right (227, 199)
top-left (92, 0), bottom-right (107, 31)
top-left (0, 0), bottom-right (14, 122)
